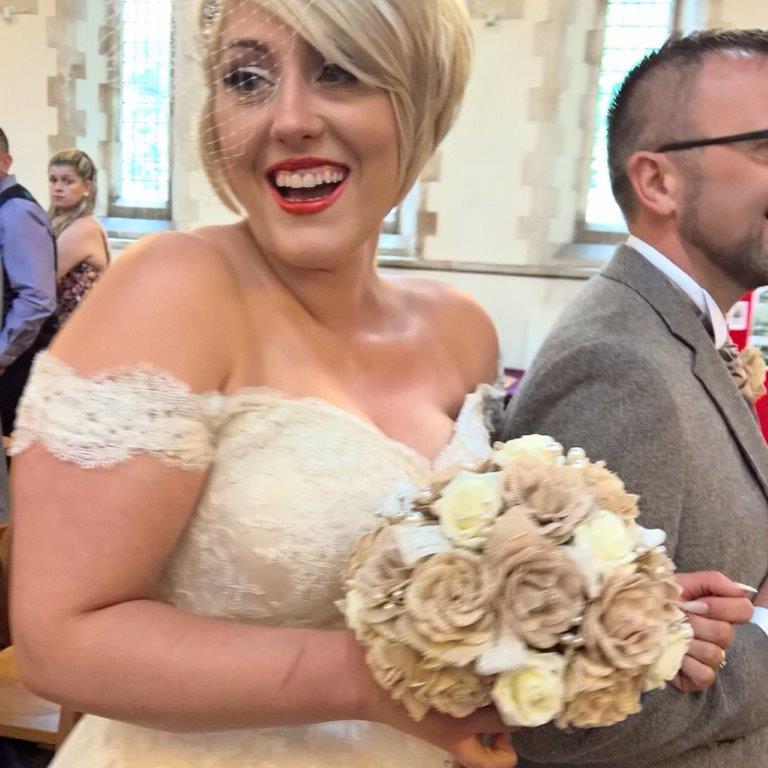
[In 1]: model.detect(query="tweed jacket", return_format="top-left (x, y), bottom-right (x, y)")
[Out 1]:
top-left (503, 245), bottom-right (768, 768)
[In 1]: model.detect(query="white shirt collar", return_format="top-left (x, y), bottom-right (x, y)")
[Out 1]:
top-left (626, 235), bottom-right (729, 349)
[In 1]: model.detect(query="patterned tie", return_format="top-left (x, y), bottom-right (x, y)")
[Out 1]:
top-left (673, 284), bottom-right (766, 413)
top-left (721, 340), bottom-right (767, 410)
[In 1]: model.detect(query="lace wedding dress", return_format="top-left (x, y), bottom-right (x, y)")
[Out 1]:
top-left (11, 351), bottom-right (504, 768)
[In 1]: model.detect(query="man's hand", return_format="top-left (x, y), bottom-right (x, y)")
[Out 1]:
top-left (671, 571), bottom-right (754, 692)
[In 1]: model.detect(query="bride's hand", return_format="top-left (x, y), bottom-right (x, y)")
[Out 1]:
top-left (358, 669), bottom-right (517, 768)
top-left (672, 570), bottom-right (754, 691)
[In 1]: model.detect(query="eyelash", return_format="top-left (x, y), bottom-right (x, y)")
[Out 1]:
top-left (222, 62), bottom-right (358, 98)
top-left (223, 65), bottom-right (274, 95)
top-left (317, 63), bottom-right (358, 85)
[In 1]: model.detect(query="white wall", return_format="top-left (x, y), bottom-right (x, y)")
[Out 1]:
top-left (381, 266), bottom-right (584, 368)
top-left (0, 1), bottom-right (57, 203)
top-left (718, 0), bottom-right (768, 26)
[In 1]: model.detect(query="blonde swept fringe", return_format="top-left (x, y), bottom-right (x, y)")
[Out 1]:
top-left (198, 0), bottom-right (473, 214)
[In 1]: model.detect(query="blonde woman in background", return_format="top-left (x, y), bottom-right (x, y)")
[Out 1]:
top-left (48, 149), bottom-right (110, 324)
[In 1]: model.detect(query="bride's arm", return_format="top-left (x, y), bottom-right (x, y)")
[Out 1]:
top-left (10, 234), bottom-right (516, 768)
top-left (13, 442), bottom-right (367, 730)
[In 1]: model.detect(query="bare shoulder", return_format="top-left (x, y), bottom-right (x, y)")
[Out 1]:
top-left (52, 230), bottom-right (246, 391)
top-left (389, 276), bottom-right (499, 385)
top-left (58, 216), bottom-right (103, 249)
top-left (65, 215), bottom-right (102, 236)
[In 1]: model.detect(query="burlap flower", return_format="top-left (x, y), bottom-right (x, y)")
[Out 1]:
top-left (397, 550), bottom-right (496, 665)
top-left (556, 652), bottom-right (644, 729)
top-left (741, 346), bottom-right (767, 400)
top-left (350, 525), bottom-right (412, 631)
top-left (582, 567), bottom-right (676, 670)
top-left (578, 460), bottom-right (640, 522)
top-left (343, 524), bottom-right (388, 585)
top-left (636, 549), bottom-right (683, 624)
top-left (500, 455), bottom-right (593, 544)
top-left (487, 526), bottom-right (586, 649)
top-left (634, 548), bottom-right (682, 618)
top-left (366, 638), bottom-right (492, 720)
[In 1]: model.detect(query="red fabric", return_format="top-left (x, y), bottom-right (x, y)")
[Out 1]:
top-left (731, 292), bottom-right (768, 442)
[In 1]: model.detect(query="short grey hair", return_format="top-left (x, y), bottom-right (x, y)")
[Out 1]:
top-left (607, 29), bottom-right (768, 219)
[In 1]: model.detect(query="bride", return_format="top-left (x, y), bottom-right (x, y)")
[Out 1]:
top-left (8, 2), bottom-right (750, 767)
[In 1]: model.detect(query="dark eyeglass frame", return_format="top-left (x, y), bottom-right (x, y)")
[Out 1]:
top-left (656, 128), bottom-right (768, 153)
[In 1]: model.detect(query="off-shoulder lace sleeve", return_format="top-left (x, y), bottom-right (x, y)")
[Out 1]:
top-left (9, 352), bottom-right (221, 470)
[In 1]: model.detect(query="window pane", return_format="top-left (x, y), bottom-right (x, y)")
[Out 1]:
top-left (585, 0), bottom-right (676, 231)
top-left (117, 0), bottom-right (173, 210)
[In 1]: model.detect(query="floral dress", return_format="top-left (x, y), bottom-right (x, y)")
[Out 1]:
top-left (56, 225), bottom-right (111, 324)
top-left (57, 262), bottom-right (105, 324)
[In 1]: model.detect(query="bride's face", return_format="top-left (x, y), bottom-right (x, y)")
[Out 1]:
top-left (212, 4), bottom-right (400, 269)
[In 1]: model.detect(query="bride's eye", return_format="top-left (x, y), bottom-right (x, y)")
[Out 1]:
top-left (317, 63), bottom-right (358, 85)
top-left (222, 64), bottom-right (275, 95)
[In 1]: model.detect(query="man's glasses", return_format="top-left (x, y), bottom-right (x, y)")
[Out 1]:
top-left (656, 128), bottom-right (768, 153)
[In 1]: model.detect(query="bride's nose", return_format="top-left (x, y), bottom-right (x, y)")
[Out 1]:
top-left (269, 72), bottom-right (325, 145)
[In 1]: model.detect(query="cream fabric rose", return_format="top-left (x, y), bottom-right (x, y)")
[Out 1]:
top-left (493, 434), bottom-right (564, 468)
top-left (583, 567), bottom-right (673, 670)
top-left (643, 621), bottom-right (694, 692)
top-left (557, 652), bottom-right (644, 728)
top-left (366, 638), bottom-right (491, 721)
top-left (501, 455), bottom-right (594, 544)
top-left (433, 470), bottom-right (503, 549)
top-left (578, 460), bottom-right (640, 521)
top-left (397, 550), bottom-right (496, 665)
top-left (487, 527), bottom-right (586, 649)
top-left (571, 508), bottom-right (640, 577)
top-left (491, 651), bottom-right (566, 727)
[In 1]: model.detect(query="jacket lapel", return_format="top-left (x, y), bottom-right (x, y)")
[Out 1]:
top-left (603, 245), bottom-right (768, 501)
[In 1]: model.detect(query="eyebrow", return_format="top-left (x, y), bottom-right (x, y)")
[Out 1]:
top-left (223, 39), bottom-right (271, 55)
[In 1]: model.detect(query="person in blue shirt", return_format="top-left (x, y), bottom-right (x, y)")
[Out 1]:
top-left (0, 127), bottom-right (58, 437)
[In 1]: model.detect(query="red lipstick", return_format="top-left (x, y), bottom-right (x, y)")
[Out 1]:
top-left (266, 157), bottom-right (350, 216)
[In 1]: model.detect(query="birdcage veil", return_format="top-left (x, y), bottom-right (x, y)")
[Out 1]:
top-left (99, 0), bottom-right (474, 216)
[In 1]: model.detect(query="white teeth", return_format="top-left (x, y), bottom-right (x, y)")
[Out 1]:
top-left (273, 165), bottom-right (347, 189)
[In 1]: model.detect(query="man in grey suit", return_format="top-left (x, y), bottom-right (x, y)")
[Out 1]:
top-left (505, 30), bottom-right (768, 768)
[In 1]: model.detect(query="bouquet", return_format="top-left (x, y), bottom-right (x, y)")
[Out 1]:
top-left (339, 435), bottom-right (692, 730)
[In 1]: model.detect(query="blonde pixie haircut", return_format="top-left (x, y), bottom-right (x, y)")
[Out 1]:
top-left (200, 0), bottom-right (473, 213)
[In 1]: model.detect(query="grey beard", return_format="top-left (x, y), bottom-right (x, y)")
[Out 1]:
top-left (678, 205), bottom-right (768, 293)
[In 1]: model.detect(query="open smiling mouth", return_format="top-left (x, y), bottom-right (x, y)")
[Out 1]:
top-left (267, 165), bottom-right (350, 214)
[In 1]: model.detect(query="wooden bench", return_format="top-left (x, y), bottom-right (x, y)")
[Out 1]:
top-left (0, 526), bottom-right (81, 748)
top-left (0, 646), bottom-right (79, 747)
